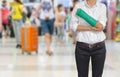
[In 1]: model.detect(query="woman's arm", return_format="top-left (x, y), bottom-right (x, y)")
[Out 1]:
top-left (76, 25), bottom-right (93, 31)
top-left (70, 4), bottom-right (94, 32)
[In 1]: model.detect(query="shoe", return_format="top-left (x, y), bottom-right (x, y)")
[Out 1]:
top-left (19, 45), bottom-right (22, 48)
top-left (46, 51), bottom-right (53, 56)
top-left (16, 44), bottom-right (22, 48)
top-left (16, 44), bottom-right (19, 48)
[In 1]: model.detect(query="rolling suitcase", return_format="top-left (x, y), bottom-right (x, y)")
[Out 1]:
top-left (21, 25), bottom-right (38, 54)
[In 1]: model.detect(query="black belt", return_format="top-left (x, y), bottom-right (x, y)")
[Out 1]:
top-left (77, 41), bottom-right (105, 48)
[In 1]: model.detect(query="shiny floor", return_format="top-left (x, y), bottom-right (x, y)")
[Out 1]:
top-left (0, 36), bottom-right (120, 77)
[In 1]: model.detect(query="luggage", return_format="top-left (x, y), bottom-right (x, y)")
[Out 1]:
top-left (21, 25), bottom-right (38, 54)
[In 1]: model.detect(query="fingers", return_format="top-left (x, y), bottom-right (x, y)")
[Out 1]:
top-left (95, 22), bottom-right (104, 31)
top-left (91, 27), bottom-right (101, 31)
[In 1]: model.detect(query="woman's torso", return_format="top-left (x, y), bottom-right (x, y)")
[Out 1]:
top-left (74, 2), bottom-right (107, 44)
top-left (11, 3), bottom-right (23, 20)
top-left (1, 7), bottom-right (9, 24)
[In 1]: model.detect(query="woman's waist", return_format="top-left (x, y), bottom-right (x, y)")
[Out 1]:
top-left (77, 30), bottom-right (105, 34)
top-left (76, 31), bottom-right (106, 39)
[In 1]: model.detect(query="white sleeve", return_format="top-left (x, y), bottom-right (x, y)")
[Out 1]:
top-left (98, 4), bottom-right (107, 29)
top-left (70, 4), bottom-right (79, 32)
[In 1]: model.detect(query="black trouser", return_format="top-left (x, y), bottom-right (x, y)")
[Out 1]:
top-left (75, 42), bottom-right (106, 77)
top-left (0, 32), bottom-right (2, 38)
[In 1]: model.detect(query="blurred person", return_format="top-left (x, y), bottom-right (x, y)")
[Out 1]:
top-left (1, 0), bottom-right (10, 38)
top-left (66, 7), bottom-right (73, 26)
top-left (54, 4), bottom-right (66, 42)
top-left (26, 7), bottom-right (32, 20)
top-left (68, 0), bottom-right (79, 44)
top-left (8, 7), bottom-right (15, 38)
top-left (22, 7), bottom-right (28, 23)
top-left (70, 0), bottom-right (107, 77)
top-left (10, 0), bottom-right (23, 48)
top-left (0, 4), bottom-right (2, 38)
top-left (30, 7), bottom-right (40, 26)
top-left (0, 28), bottom-right (2, 38)
top-left (39, 0), bottom-right (55, 56)
top-left (0, 10), bottom-right (2, 38)
top-left (0, 24), bottom-right (2, 38)
top-left (66, 7), bottom-right (76, 44)
top-left (73, 0), bottom-right (79, 8)
top-left (30, 8), bottom-right (37, 24)
top-left (115, 1), bottom-right (120, 41)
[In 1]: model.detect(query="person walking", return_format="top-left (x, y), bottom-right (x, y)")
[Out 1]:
top-left (1, 0), bottom-right (10, 38)
top-left (54, 4), bottom-right (66, 42)
top-left (10, 0), bottom-right (23, 48)
top-left (39, 0), bottom-right (55, 56)
top-left (70, 0), bottom-right (107, 77)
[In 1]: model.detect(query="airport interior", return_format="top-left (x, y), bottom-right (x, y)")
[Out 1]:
top-left (0, 0), bottom-right (120, 77)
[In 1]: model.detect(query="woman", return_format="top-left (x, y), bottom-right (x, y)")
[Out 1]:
top-left (11, 0), bottom-right (23, 48)
top-left (70, 0), bottom-right (107, 77)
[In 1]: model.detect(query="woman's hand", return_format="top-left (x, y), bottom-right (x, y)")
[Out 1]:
top-left (93, 22), bottom-right (104, 31)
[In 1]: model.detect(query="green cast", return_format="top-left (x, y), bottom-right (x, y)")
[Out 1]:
top-left (76, 9), bottom-right (98, 27)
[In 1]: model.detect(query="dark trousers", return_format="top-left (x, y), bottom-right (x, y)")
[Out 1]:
top-left (75, 42), bottom-right (106, 77)
top-left (0, 32), bottom-right (2, 38)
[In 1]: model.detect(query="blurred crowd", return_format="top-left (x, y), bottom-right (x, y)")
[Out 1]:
top-left (0, 0), bottom-right (80, 55)
top-left (0, 0), bottom-right (110, 55)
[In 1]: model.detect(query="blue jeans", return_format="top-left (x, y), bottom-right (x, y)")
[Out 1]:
top-left (41, 18), bottom-right (55, 35)
top-left (12, 20), bottom-right (22, 44)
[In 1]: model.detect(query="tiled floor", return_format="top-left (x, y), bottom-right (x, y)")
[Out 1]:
top-left (0, 36), bottom-right (120, 77)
